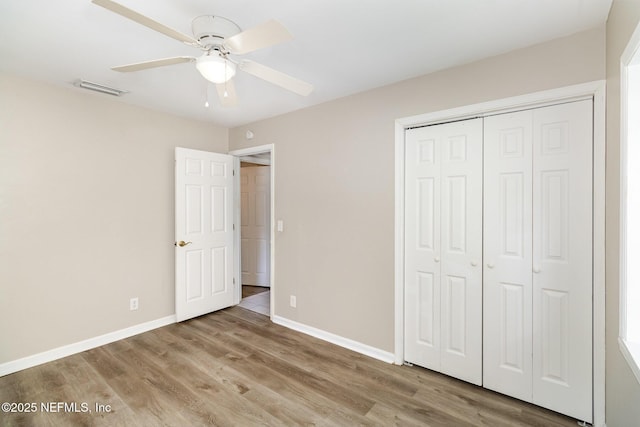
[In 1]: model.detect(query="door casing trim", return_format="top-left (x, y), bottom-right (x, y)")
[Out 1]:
top-left (229, 144), bottom-right (275, 319)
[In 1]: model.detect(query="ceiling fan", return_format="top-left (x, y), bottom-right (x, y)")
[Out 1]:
top-left (91, 0), bottom-right (313, 106)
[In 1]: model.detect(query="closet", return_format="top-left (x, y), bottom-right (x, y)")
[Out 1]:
top-left (404, 99), bottom-right (593, 422)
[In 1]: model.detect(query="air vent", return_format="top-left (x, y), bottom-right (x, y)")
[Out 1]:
top-left (73, 79), bottom-right (128, 96)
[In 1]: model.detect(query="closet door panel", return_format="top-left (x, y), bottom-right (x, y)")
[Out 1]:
top-left (532, 100), bottom-right (593, 423)
top-left (483, 110), bottom-right (533, 401)
top-left (405, 126), bottom-right (442, 370)
top-left (405, 118), bottom-right (483, 384)
top-left (440, 119), bottom-right (483, 385)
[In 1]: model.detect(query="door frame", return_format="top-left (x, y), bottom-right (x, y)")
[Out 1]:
top-left (394, 80), bottom-right (606, 426)
top-left (229, 144), bottom-right (275, 318)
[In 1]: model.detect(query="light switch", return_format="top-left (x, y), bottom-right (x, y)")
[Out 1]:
top-left (277, 220), bottom-right (284, 232)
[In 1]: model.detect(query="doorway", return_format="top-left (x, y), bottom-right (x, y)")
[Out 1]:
top-left (239, 159), bottom-right (270, 315)
top-left (229, 145), bottom-right (275, 318)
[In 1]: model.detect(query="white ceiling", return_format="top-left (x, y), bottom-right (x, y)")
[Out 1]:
top-left (0, 0), bottom-right (612, 128)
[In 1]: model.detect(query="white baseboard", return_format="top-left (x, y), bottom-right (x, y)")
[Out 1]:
top-left (0, 315), bottom-right (176, 377)
top-left (272, 315), bottom-right (395, 364)
top-left (3, 314), bottom-right (395, 376)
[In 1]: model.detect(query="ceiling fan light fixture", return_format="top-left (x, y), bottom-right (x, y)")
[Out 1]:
top-left (196, 53), bottom-right (236, 83)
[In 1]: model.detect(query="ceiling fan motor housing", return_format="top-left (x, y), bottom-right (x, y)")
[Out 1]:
top-left (192, 15), bottom-right (241, 49)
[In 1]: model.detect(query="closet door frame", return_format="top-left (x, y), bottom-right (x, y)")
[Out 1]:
top-left (394, 80), bottom-right (606, 427)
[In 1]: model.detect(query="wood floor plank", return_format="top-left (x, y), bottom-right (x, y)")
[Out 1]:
top-left (130, 332), bottom-right (287, 426)
top-left (0, 306), bottom-right (579, 426)
top-left (206, 331), bottom-right (374, 424)
top-left (204, 310), bottom-right (477, 425)
top-left (215, 309), bottom-right (421, 399)
top-left (213, 308), bottom-right (509, 426)
top-left (365, 402), bottom-right (435, 427)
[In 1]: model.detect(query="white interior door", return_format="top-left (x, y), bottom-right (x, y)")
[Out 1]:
top-left (483, 100), bottom-right (593, 422)
top-left (175, 147), bottom-right (235, 322)
top-left (531, 100), bottom-right (592, 422)
top-left (405, 118), bottom-right (483, 385)
top-left (240, 166), bottom-right (271, 287)
top-left (404, 124), bottom-right (442, 372)
top-left (483, 109), bottom-right (534, 401)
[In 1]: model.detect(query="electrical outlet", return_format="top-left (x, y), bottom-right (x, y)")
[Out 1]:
top-left (130, 297), bottom-right (139, 311)
top-left (290, 295), bottom-right (296, 308)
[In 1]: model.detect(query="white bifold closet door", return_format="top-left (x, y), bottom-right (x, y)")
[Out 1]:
top-left (483, 100), bottom-right (593, 422)
top-left (404, 118), bottom-right (483, 385)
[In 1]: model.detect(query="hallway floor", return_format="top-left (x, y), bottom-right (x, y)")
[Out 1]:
top-left (239, 286), bottom-right (270, 316)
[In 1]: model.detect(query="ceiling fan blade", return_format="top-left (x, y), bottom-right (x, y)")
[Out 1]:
top-left (224, 20), bottom-right (292, 55)
top-left (240, 60), bottom-right (313, 96)
top-left (92, 0), bottom-right (198, 46)
top-left (216, 80), bottom-right (238, 107)
top-left (112, 56), bottom-right (195, 72)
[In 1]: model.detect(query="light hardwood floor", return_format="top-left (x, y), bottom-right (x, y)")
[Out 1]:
top-left (0, 307), bottom-right (578, 426)
top-left (242, 285), bottom-right (270, 299)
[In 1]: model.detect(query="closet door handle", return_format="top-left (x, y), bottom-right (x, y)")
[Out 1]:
top-left (533, 267), bottom-right (541, 274)
top-left (471, 260), bottom-right (478, 267)
top-left (487, 263), bottom-right (494, 269)
top-left (434, 257), bottom-right (440, 263)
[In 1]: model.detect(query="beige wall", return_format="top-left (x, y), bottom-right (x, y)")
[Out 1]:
top-left (605, 1), bottom-right (640, 426)
top-left (0, 73), bottom-right (228, 364)
top-left (229, 27), bottom-right (605, 352)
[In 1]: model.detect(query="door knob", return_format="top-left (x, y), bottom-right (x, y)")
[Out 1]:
top-left (434, 256), bottom-right (440, 263)
top-left (487, 263), bottom-right (494, 269)
top-left (533, 267), bottom-right (541, 274)
top-left (471, 260), bottom-right (478, 267)
top-left (176, 240), bottom-right (192, 247)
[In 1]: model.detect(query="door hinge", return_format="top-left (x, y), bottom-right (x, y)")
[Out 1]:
top-left (233, 224), bottom-right (235, 230)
